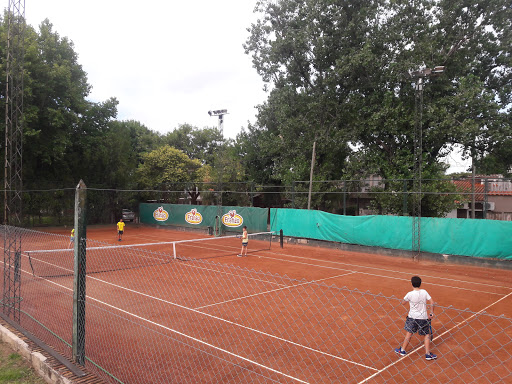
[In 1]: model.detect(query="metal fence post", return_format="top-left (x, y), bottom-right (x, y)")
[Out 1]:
top-left (483, 178), bottom-right (488, 219)
top-left (291, 181), bottom-right (295, 209)
top-left (250, 182), bottom-right (255, 207)
top-left (343, 181), bottom-right (347, 215)
top-left (403, 179), bottom-right (408, 216)
top-left (73, 180), bottom-right (87, 365)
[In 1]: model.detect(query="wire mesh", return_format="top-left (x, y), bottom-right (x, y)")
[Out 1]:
top-left (1, 226), bottom-right (511, 383)
top-left (173, 231), bottom-right (274, 261)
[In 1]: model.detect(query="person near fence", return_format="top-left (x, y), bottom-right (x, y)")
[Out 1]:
top-left (395, 276), bottom-right (437, 360)
top-left (117, 219), bottom-right (125, 241)
top-left (68, 228), bottom-right (74, 248)
top-left (237, 226), bottom-right (248, 257)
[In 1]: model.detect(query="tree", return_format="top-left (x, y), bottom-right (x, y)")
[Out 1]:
top-left (163, 124), bottom-right (227, 165)
top-left (0, 17), bottom-right (123, 189)
top-left (243, 0), bottom-right (511, 215)
top-left (243, 1), bottom-right (361, 184)
top-left (137, 145), bottom-right (210, 204)
top-left (113, 120), bottom-right (163, 163)
top-left (476, 140), bottom-right (512, 177)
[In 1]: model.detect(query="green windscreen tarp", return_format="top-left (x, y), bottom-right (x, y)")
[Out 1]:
top-left (270, 208), bottom-right (512, 259)
top-left (140, 204), bottom-right (268, 233)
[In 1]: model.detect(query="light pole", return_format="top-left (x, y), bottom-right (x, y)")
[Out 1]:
top-left (208, 109), bottom-right (228, 136)
top-left (208, 109), bottom-right (228, 231)
top-left (409, 66), bottom-right (444, 257)
top-left (307, 138), bottom-right (316, 210)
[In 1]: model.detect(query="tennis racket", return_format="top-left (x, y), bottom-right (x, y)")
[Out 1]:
top-left (428, 318), bottom-right (433, 341)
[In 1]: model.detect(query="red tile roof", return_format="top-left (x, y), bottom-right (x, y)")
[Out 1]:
top-left (452, 180), bottom-right (485, 201)
top-left (452, 179), bottom-right (512, 201)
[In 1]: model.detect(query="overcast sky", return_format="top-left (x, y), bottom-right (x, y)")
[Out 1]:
top-left (24, 0), bottom-right (267, 140)
top-left (22, 0), bottom-right (469, 173)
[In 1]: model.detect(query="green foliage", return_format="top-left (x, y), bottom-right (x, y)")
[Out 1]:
top-left (241, 0), bottom-right (511, 214)
top-left (476, 139), bottom-right (512, 177)
top-left (137, 145), bottom-right (204, 187)
top-left (163, 124), bottom-right (226, 165)
top-left (368, 177), bottom-right (462, 217)
top-left (0, 4), bottom-right (509, 220)
top-left (0, 344), bottom-right (45, 384)
top-left (136, 145), bottom-right (210, 204)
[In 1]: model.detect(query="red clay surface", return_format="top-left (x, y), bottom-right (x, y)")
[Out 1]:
top-left (11, 224), bottom-right (512, 383)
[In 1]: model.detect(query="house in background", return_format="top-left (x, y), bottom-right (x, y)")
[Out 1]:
top-left (447, 176), bottom-right (512, 221)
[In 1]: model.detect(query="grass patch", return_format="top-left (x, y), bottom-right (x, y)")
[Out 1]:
top-left (0, 343), bottom-right (45, 383)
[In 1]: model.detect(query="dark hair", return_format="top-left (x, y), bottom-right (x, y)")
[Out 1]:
top-left (243, 226), bottom-right (247, 230)
top-left (411, 276), bottom-right (422, 288)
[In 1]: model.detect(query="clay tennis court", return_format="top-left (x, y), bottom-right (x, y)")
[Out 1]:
top-left (13, 224), bottom-right (512, 383)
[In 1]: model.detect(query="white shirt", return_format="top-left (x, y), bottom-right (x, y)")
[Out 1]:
top-left (404, 289), bottom-right (431, 320)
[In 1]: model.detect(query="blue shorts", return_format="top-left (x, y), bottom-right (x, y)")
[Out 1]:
top-left (242, 242), bottom-right (248, 247)
top-left (404, 317), bottom-right (430, 336)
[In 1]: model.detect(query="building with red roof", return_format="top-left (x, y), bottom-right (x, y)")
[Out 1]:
top-left (448, 176), bottom-right (512, 220)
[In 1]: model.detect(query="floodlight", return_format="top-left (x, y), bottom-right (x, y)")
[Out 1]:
top-left (208, 108), bottom-right (229, 136)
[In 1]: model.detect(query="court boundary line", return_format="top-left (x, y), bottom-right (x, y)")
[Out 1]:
top-left (12, 267), bottom-right (310, 384)
top-left (35, 230), bottom-right (510, 291)
top-left (29, 227), bottom-right (512, 290)
top-left (258, 248), bottom-right (512, 290)
top-left (254, 254), bottom-right (509, 296)
top-left (14, 258), bottom-right (379, 373)
top-left (124, 228), bottom-right (511, 291)
top-left (84, 272), bottom-right (379, 372)
top-left (22, 251), bottom-right (295, 293)
top-left (122, 236), bottom-right (511, 292)
top-left (195, 272), bottom-right (357, 309)
top-left (356, 291), bottom-right (512, 383)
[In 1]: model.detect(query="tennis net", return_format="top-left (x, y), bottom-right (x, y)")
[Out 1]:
top-left (26, 241), bottom-right (174, 278)
top-left (25, 231), bottom-right (278, 277)
top-left (172, 231), bottom-right (275, 261)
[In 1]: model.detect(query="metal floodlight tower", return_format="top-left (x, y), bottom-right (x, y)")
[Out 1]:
top-left (208, 109), bottom-right (228, 136)
top-left (4, 0), bottom-right (26, 322)
top-left (409, 66), bottom-right (444, 259)
top-left (208, 109), bottom-right (228, 228)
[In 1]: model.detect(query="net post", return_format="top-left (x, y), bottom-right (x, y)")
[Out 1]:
top-left (172, 242), bottom-right (176, 259)
top-left (72, 180), bottom-right (87, 366)
top-left (280, 229), bottom-right (283, 248)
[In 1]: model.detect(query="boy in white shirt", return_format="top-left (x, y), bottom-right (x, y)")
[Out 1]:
top-left (395, 276), bottom-right (437, 360)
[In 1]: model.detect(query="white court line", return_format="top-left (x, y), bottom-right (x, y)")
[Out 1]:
top-left (255, 254), bottom-right (509, 296)
top-left (195, 272), bottom-right (357, 309)
top-left (143, 238), bottom-right (512, 292)
top-left (11, 265), bottom-right (309, 384)
top-left (24, 250), bottom-right (290, 293)
top-left (357, 291), bottom-right (512, 384)
top-left (259, 248), bottom-right (512, 290)
top-left (25, 239), bottom-right (510, 296)
top-left (17, 254), bottom-right (378, 373)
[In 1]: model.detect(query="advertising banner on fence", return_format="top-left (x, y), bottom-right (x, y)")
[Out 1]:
top-left (140, 204), bottom-right (268, 232)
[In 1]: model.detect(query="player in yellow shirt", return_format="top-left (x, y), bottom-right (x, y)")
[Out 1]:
top-left (68, 228), bottom-right (75, 248)
top-left (237, 226), bottom-right (248, 257)
top-left (117, 219), bottom-right (125, 241)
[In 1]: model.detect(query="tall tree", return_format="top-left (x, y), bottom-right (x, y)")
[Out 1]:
top-left (0, 17), bottom-right (122, 188)
top-left (163, 124), bottom-right (227, 165)
top-left (244, 0), bottom-right (511, 214)
top-left (137, 145), bottom-right (210, 204)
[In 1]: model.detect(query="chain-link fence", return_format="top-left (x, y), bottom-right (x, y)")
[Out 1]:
top-left (1, 226), bottom-right (511, 383)
top-left (10, 177), bottom-right (512, 229)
